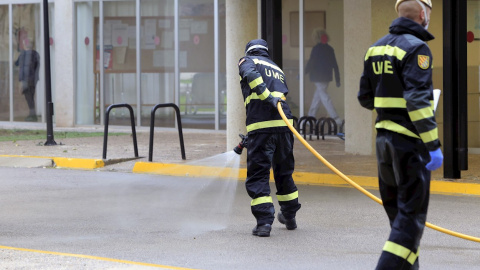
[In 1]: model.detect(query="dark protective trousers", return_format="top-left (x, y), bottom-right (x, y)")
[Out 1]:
top-left (375, 129), bottom-right (431, 270)
top-left (246, 132), bottom-right (301, 225)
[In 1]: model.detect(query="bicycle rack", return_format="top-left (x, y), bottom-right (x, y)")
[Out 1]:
top-left (103, 103), bottom-right (139, 160)
top-left (298, 116), bottom-right (316, 140)
top-left (319, 117), bottom-right (337, 140)
top-left (149, 103), bottom-right (186, 162)
top-left (315, 117), bottom-right (327, 140)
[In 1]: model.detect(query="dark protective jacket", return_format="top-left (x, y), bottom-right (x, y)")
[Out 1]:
top-left (305, 43), bottom-right (340, 84)
top-left (238, 40), bottom-right (293, 134)
top-left (15, 49), bottom-right (40, 83)
top-left (358, 17), bottom-right (441, 151)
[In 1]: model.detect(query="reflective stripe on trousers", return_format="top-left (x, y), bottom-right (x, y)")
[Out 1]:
top-left (375, 129), bottom-right (430, 270)
top-left (246, 132), bottom-right (301, 225)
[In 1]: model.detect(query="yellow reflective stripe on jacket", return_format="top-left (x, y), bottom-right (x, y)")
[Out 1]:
top-left (277, 191), bottom-right (298, 202)
top-left (419, 127), bottom-right (439, 143)
top-left (247, 119), bottom-right (293, 132)
top-left (252, 58), bottom-right (285, 74)
top-left (375, 120), bottom-right (420, 139)
top-left (409, 106), bottom-right (434, 122)
top-left (383, 241), bottom-right (419, 265)
top-left (249, 76), bottom-right (264, 89)
top-left (244, 91), bottom-right (285, 106)
top-left (374, 97), bottom-right (407, 108)
top-left (365, 45), bottom-right (407, 61)
top-left (258, 89), bottom-right (271, 100)
top-left (251, 196), bottom-right (273, 206)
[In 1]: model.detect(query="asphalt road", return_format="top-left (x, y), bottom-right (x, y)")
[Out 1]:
top-left (0, 167), bottom-right (479, 270)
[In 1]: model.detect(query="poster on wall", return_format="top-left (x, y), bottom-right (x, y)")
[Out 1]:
top-left (290, 11), bottom-right (326, 47)
top-left (96, 45), bottom-right (113, 70)
top-left (467, 1), bottom-right (480, 40)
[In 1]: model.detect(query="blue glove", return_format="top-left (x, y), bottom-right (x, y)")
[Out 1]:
top-left (266, 96), bottom-right (285, 110)
top-left (426, 148), bottom-right (443, 171)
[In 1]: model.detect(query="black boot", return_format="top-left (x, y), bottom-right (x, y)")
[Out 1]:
top-left (252, 224), bottom-right (271, 237)
top-left (278, 212), bottom-right (297, 230)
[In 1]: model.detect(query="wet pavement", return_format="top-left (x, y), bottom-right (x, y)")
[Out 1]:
top-left (0, 124), bottom-right (479, 269)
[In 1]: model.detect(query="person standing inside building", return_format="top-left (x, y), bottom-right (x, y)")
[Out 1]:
top-left (238, 39), bottom-right (301, 237)
top-left (358, 0), bottom-right (443, 269)
top-left (305, 29), bottom-right (342, 127)
top-left (15, 38), bottom-right (40, 122)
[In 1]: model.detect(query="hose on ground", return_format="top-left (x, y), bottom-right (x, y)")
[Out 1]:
top-left (277, 102), bottom-right (480, 243)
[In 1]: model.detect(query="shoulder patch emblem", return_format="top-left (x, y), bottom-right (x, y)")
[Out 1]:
top-left (238, 58), bottom-right (246, 66)
top-left (418, 55), bottom-right (430, 70)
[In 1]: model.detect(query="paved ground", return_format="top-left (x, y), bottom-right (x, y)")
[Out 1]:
top-left (0, 168), bottom-right (479, 270)
top-left (0, 124), bottom-right (479, 269)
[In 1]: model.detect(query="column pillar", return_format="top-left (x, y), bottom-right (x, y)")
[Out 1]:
top-left (54, 0), bottom-right (74, 127)
top-left (226, 0), bottom-right (258, 151)
top-left (344, 0), bottom-right (374, 154)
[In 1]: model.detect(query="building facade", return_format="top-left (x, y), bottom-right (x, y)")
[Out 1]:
top-left (0, 0), bottom-right (479, 157)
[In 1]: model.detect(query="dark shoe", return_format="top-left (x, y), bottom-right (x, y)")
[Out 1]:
top-left (25, 115), bottom-right (38, 122)
top-left (278, 212), bottom-right (297, 230)
top-left (252, 224), bottom-right (271, 237)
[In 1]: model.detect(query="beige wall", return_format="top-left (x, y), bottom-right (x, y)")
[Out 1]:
top-left (55, 0), bottom-right (74, 127)
top-left (344, 0), bottom-right (373, 154)
top-left (225, 0), bottom-right (257, 151)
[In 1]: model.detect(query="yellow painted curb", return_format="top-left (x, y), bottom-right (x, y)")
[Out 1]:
top-left (0, 155), bottom-right (104, 169)
top-left (133, 162), bottom-right (480, 196)
top-left (133, 162), bottom-right (247, 179)
top-left (52, 157), bottom-right (104, 169)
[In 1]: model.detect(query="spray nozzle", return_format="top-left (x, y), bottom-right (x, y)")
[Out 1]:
top-left (233, 134), bottom-right (248, 155)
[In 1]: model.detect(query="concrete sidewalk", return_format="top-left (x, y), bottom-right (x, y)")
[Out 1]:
top-left (0, 124), bottom-right (479, 196)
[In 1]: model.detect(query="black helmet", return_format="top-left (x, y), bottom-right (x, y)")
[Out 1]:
top-left (245, 39), bottom-right (269, 56)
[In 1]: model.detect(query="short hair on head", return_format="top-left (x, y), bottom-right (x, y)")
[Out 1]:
top-left (312, 28), bottom-right (327, 44)
top-left (23, 38), bottom-right (33, 49)
top-left (397, 0), bottom-right (422, 21)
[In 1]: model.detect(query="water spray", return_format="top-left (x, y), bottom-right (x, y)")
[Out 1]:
top-left (233, 134), bottom-right (248, 155)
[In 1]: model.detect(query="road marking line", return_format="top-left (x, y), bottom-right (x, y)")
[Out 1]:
top-left (0, 245), bottom-right (199, 270)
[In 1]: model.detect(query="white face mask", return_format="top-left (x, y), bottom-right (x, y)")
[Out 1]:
top-left (415, 0), bottom-right (430, 29)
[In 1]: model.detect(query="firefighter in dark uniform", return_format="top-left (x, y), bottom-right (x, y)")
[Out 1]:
top-left (238, 39), bottom-right (301, 237)
top-left (358, 0), bottom-right (443, 268)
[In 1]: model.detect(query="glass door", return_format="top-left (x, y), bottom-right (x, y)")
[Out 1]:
top-left (13, 3), bottom-right (42, 122)
top-left (0, 5), bottom-right (9, 121)
top-left (467, 0), bottom-right (480, 152)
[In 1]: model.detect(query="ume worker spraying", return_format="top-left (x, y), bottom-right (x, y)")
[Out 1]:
top-left (237, 39), bottom-right (301, 237)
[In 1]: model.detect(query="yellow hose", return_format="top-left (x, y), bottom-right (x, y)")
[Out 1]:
top-left (278, 103), bottom-right (480, 243)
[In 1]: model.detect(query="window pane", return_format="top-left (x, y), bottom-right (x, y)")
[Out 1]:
top-left (0, 5), bottom-right (9, 121)
top-left (140, 0), bottom-right (175, 127)
top-left (179, 0), bottom-right (219, 129)
top-left (103, 1), bottom-right (137, 126)
top-left (303, 0), bottom-right (344, 129)
top-left (13, 4), bottom-right (42, 122)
